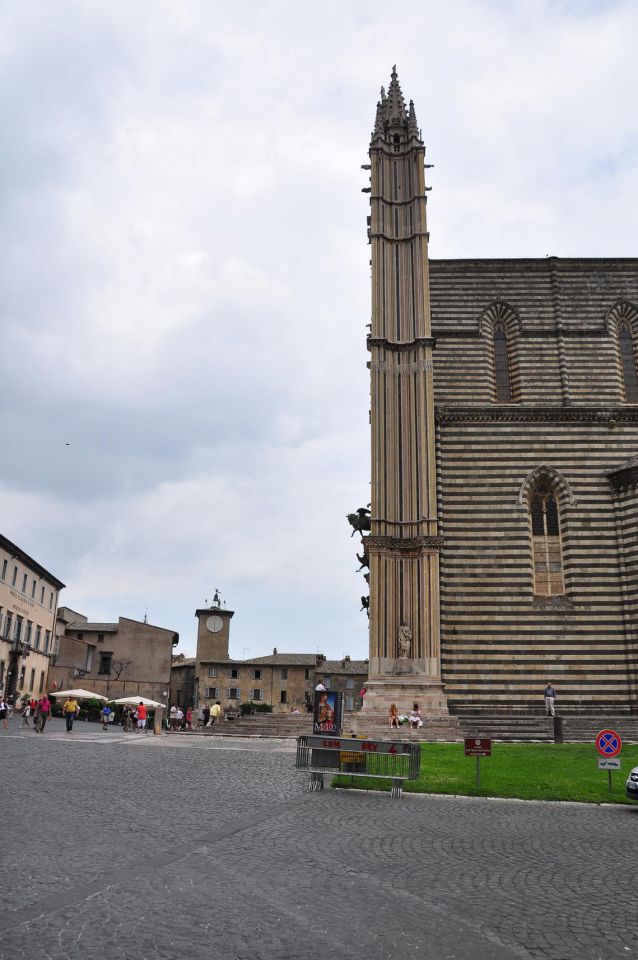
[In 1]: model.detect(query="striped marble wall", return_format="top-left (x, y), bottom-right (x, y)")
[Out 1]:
top-left (430, 258), bottom-right (638, 713)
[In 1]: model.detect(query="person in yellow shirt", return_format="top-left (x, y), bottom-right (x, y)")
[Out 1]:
top-left (211, 701), bottom-right (222, 725)
top-left (63, 698), bottom-right (79, 733)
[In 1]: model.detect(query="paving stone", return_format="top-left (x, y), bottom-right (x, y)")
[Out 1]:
top-left (0, 719), bottom-right (637, 959)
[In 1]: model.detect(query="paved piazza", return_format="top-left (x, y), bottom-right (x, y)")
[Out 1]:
top-left (1, 719), bottom-right (636, 960)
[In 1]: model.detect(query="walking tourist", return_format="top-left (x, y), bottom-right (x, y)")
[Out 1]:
top-left (36, 695), bottom-right (51, 733)
top-left (211, 701), bottom-right (222, 725)
top-left (101, 703), bottom-right (112, 730)
top-left (63, 696), bottom-right (80, 733)
top-left (544, 682), bottom-right (556, 717)
top-left (185, 706), bottom-right (193, 731)
top-left (21, 701), bottom-right (32, 728)
top-left (136, 701), bottom-right (147, 732)
top-left (0, 698), bottom-right (8, 729)
top-left (169, 704), bottom-right (178, 730)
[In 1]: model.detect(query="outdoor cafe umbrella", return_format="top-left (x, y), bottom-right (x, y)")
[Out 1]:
top-left (111, 696), bottom-right (164, 708)
top-left (50, 688), bottom-right (109, 701)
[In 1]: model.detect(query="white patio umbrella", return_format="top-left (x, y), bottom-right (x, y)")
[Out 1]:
top-left (111, 696), bottom-right (164, 708)
top-left (51, 688), bottom-right (109, 701)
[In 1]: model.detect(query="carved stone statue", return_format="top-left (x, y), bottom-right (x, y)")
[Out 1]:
top-left (398, 623), bottom-right (412, 659)
top-left (347, 507), bottom-right (371, 538)
top-left (355, 551), bottom-right (369, 571)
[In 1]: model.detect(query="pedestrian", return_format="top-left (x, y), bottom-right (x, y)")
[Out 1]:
top-left (136, 701), bottom-right (147, 733)
top-left (63, 696), bottom-right (80, 733)
top-left (388, 703), bottom-right (399, 728)
top-left (21, 701), bottom-right (32, 728)
top-left (169, 704), bottom-right (178, 731)
top-left (101, 703), bottom-right (112, 730)
top-left (176, 706), bottom-right (184, 730)
top-left (314, 681), bottom-right (326, 692)
top-left (544, 682), bottom-right (556, 717)
top-left (185, 706), bottom-right (193, 731)
top-left (211, 701), bottom-right (222, 725)
top-left (203, 705), bottom-right (211, 726)
top-left (36, 695), bottom-right (51, 733)
top-left (0, 698), bottom-right (8, 729)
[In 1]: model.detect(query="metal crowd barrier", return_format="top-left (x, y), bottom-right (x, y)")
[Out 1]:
top-left (295, 735), bottom-right (421, 798)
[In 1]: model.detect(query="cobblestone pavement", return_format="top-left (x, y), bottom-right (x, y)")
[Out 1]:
top-left (1, 718), bottom-right (637, 960)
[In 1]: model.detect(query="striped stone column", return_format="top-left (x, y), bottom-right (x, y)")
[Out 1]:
top-left (363, 68), bottom-right (448, 717)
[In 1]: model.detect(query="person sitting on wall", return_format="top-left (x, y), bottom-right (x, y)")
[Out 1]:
top-left (409, 703), bottom-right (423, 730)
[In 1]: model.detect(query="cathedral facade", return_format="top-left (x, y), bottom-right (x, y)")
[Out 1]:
top-left (362, 70), bottom-right (638, 716)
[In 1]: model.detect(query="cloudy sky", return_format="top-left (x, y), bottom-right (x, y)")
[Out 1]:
top-left (2, 0), bottom-right (637, 661)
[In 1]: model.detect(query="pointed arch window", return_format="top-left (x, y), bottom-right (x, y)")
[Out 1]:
top-left (619, 322), bottom-right (638, 403)
top-left (493, 321), bottom-right (512, 402)
top-left (530, 484), bottom-right (564, 596)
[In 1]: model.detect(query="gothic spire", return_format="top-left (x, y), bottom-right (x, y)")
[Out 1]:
top-left (385, 65), bottom-right (407, 124)
top-left (371, 67), bottom-right (421, 143)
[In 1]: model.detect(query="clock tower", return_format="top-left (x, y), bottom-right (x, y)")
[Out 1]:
top-left (194, 590), bottom-right (234, 705)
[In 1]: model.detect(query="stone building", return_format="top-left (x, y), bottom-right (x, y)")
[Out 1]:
top-left (359, 69), bottom-right (638, 717)
top-left (183, 595), bottom-right (366, 713)
top-left (0, 534), bottom-right (64, 702)
top-left (314, 657), bottom-right (369, 712)
top-left (50, 606), bottom-right (178, 703)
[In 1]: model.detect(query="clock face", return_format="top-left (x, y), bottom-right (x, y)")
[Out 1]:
top-left (206, 615), bottom-right (223, 633)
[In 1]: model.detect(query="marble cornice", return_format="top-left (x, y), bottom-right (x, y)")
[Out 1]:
top-left (369, 230), bottom-right (430, 242)
top-left (435, 405), bottom-right (638, 424)
top-left (367, 535), bottom-right (443, 553)
top-left (368, 336), bottom-right (436, 352)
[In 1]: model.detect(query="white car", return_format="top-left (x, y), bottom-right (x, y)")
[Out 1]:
top-left (626, 766), bottom-right (638, 800)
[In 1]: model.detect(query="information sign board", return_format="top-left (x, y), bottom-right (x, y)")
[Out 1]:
top-left (464, 737), bottom-right (492, 757)
top-left (598, 757), bottom-right (621, 770)
top-left (305, 735), bottom-right (412, 755)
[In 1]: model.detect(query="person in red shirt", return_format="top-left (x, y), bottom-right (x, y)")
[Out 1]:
top-left (135, 702), bottom-right (147, 733)
top-left (35, 696), bottom-right (51, 733)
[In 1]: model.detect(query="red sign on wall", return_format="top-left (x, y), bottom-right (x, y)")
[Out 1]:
top-left (464, 738), bottom-right (492, 757)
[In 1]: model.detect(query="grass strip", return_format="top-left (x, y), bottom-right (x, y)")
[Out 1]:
top-left (333, 741), bottom-right (638, 804)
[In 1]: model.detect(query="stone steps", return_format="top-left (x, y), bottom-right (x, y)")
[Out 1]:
top-left (170, 713), bottom-right (638, 743)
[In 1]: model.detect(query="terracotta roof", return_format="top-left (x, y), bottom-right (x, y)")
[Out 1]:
top-left (171, 657), bottom-right (196, 668)
top-left (317, 660), bottom-right (369, 675)
top-left (244, 653), bottom-right (319, 666)
top-left (67, 622), bottom-right (118, 633)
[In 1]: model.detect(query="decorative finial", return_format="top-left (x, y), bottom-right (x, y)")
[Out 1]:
top-left (408, 99), bottom-right (418, 137)
top-left (373, 100), bottom-right (384, 138)
top-left (385, 65), bottom-right (407, 124)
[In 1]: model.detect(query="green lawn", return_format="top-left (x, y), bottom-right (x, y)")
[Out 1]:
top-left (333, 741), bottom-right (638, 804)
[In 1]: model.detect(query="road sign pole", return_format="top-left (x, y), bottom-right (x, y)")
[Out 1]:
top-left (476, 755), bottom-right (480, 788)
top-left (608, 770), bottom-right (612, 793)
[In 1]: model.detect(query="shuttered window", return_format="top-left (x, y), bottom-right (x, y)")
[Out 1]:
top-left (493, 323), bottom-right (512, 402)
top-left (619, 323), bottom-right (638, 403)
top-left (530, 489), bottom-right (564, 596)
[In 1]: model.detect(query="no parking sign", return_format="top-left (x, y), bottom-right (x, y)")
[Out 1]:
top-left (595, 729), bottom-right (622, 793)
top-left (595, 729), bottom-right (622, 758)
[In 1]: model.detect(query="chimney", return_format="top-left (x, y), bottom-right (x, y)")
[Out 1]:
top-left (345, 655), bottom-right (350, 661)
top-left (316, 653), bottom-right (326, 664)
